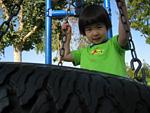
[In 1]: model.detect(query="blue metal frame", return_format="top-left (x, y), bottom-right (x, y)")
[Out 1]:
top-left (45, 0), bottom-right (52, 64)
top-left (50, 10), bottom-right (76, 17)
top-left (45, 0), bottom-right (112, 64)
top-left (104, 0), bottom-right (113, 39)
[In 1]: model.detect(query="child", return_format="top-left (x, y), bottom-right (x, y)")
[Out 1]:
top-left (61, 0), bottom-right (129, 77)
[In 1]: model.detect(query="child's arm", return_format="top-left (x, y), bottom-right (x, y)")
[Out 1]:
top-left (116, 0), bottom-right (130, 47)
top-left (61, 22), bottom-right (74, 62)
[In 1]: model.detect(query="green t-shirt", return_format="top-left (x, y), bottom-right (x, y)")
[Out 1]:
top-left (71, 35), bottom-right (129, 77)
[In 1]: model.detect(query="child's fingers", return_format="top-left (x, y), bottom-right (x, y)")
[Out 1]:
top-left (61, 22), bottom-right (67, 32)
top-left (62, 22), bottom-right (69, 29)
top-left (61, 22), bottom-right (71, 34)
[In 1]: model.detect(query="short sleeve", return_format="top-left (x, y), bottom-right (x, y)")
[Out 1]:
top-left (112, 35), bottom-right (129, 52)
top-left (71, 49), bottom-right (82, 66)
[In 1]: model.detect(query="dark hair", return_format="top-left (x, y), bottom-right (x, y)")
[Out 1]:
top-left (79, 5), bottom-right (112, 36)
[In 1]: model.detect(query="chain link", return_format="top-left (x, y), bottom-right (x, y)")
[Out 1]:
top-left (117, 1), bottom-right (146, 83)
top-left (0, 0), bottom-right (24, 40)
top-left (58, 0), bottom-right (72, 66)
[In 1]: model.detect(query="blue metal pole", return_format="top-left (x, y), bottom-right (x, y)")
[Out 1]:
top-left (50, 10), bottom-right (76, 17)
top-left (104, 0), bottom-right (113, 39)
top-left (45, 0), bottom-right (52, 64)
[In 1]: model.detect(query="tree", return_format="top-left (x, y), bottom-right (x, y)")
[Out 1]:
top-left (0, 0), bottom-right (67, 62)
top-left (0, 0), bottom-right (45, 62)
top-left (127, 0), bottom-right (150, 44)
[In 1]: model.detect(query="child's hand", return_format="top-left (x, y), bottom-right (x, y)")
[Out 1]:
top-left (61, 22), bottom-right (71, 35)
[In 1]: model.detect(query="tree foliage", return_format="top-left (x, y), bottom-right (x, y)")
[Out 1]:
top-left (0, 0), bottom-right (47, 61)
top-left (0, 0), bottom-right (45, 50)
top-left (127, 0), bottom-right (150, 44)
top-left (0, 0), bottom-right (67, 60)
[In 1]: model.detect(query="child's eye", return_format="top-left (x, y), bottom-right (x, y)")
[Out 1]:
top-left (86, 28), bottom-right (92, 31)
top-left (97, 26), bottom-right (102, 29)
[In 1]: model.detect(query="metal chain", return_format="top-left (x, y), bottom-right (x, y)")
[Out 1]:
top-left (0, 0), bottom-right (24, 40)
top-left (58, 0), bottom-right (72, 66)
top-left (58, 28), bottom-right (67, 66)
top-left (116, 1), bottom-right (146, 83)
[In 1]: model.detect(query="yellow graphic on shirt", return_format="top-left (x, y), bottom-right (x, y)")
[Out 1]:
top-left (91, 49), bottom-right (104, 55)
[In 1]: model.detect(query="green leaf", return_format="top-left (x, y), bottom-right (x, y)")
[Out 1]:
top-left (127, 0), bottom-right (150, 42)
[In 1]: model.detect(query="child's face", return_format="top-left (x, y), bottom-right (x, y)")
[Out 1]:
top-left (85, 23), bottom-right (107, 44)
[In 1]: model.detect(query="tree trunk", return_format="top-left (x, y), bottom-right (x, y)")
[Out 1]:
top-left (13, 43), bottom-right (22, 62)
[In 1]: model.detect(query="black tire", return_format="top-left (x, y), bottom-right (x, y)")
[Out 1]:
top-left (0, 62), bottom-right (150, 113)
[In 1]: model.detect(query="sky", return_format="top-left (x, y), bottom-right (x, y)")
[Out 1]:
top-left (0, 0), bottom-right (150, 68)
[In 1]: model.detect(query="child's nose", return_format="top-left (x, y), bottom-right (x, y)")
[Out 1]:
top-left (92, 29), bottom-right (99, 35)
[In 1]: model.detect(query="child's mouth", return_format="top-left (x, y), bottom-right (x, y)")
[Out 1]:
top-left (93, 38), bottom-right (100, 41)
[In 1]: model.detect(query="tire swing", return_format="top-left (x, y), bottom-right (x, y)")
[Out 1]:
top-left (0, 1), bottom-right (150, 113)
